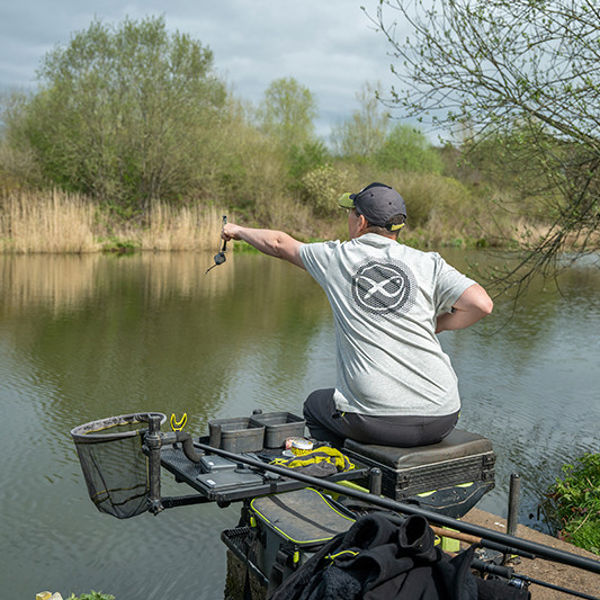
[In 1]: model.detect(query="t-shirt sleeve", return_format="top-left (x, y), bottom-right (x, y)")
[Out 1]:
top-left (433, 253), bottom-right (477, 315)
top-left (299, 241), bottom-right (340, 287)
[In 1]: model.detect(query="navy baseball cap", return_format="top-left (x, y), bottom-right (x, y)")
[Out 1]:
top-left (338, 182), bottom-right (406, 230)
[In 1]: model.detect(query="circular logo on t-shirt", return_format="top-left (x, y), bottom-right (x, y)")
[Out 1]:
top-left (352, 261), bottom-right (416, 316)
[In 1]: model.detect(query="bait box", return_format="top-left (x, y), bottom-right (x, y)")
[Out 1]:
top-left (343, 428), bottom-right (495, 503)
top-left (249, 411), bottom-right (306, 448)
top-left (207, 417), bottom-right (265, 453)
top-left (248, 488), bottom-right (355, 592)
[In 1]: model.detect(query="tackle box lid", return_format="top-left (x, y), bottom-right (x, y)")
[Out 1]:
top-left (195, 468), bottom-right (264, 492)
top-left (199, 455), bottom-right (237, 472)
top-left (250, 488), bottom-right (355, 546)
top-left (344, 429), bottom-right (494, 470)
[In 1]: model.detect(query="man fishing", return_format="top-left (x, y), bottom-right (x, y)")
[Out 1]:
top-left (221, 182), bottom-right (493, 447)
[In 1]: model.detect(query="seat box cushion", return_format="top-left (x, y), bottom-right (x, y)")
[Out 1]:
top-left (343, 429), bottom-right (495, 499)
top-left (343, 429), bottom-right (493, 469)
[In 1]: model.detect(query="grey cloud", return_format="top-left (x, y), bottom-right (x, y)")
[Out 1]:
top-left (0, 0), bottom-right (405, 137)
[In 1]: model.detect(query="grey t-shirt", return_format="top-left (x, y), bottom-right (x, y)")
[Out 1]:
top-left (299, 233), bottom-right (476, 417)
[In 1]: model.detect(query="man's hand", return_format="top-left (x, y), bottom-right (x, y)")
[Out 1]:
top-left (222, 223), bottom-right (243, 242)
top-left (221, 222), bottom-right (305, 269)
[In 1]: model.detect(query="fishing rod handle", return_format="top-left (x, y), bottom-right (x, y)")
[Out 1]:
top-left (221, 215), bottom-right (227, 251)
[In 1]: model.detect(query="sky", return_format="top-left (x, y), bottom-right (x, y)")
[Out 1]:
top-left (0, 0), bottom-right (410, 141)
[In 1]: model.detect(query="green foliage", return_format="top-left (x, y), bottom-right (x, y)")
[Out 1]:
top-left (67, 592), bottom-right (115, 600)
top-left (544, 454), bottom-right (600, 555)
top-left (5, 16), bottom-right (226, 211)
top-left (287, 140), bottom-right (330, 182)
top-left (374, 124), bottom-right (443, 174)
top-left (388, 172), bottom-right (470, 229)
top-left (330, 81), bottom-right (390, 161)
top-left (257, 77), bottom-right (317, 149)
top-left (100, 237), bottom-right (139, 254)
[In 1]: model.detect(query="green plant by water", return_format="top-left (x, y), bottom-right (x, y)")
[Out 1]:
top-left (543, 453), bottom-right (600, 555)
top-left (67, 593), bottom-right (114, 600)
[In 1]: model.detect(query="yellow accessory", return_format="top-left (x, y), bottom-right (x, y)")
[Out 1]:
top-left (170, 413), bottom-right (187, 432)
top-left (326, 549), bottom-right (359, 561)
top-left (270, 446), bottom-right (355, 472)
top-left (338, 192), bottom-right (354, 209)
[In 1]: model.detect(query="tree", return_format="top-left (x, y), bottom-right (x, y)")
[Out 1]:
top-left (375, 123), bottom-right (443, 174)
top-left (6, 16), bottom-right (226, 213)
top-left (256, 77), bottom-right (327, 186)
top-left (257, 77), bottom-right (317, 149)
top-left (330, 81), bottom-right (390, 161)
top-left (371, 0), bottom-right (600, 293)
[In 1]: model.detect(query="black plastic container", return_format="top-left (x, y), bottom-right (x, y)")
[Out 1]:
top-left (249, 411), bottom-right (305, 448)
top-left (208, 417), bottom-right (265, 453)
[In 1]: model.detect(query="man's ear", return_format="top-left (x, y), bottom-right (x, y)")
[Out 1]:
top-left (357, 214), bottom-right (369, 233)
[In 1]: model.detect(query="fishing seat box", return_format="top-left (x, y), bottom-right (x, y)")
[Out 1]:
top-left (343, 428), bottom-right (495, 506)
top-left (247, 487), bottom-right (355, 592)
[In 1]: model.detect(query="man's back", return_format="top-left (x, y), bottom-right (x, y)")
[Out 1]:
top-left (300, 234), bottom-right (475, 417)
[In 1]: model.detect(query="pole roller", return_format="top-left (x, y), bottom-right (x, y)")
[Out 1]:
top-left (507, 473), bottom-right (521, 538)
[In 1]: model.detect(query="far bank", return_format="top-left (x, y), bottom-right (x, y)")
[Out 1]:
top-left (0, 186), bottom-right (542, 255)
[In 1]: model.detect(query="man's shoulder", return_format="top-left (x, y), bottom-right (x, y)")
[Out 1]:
top-left (299, 239), bottom-right (344, 275)
top-left (300, 239), bottom-right (342, 258)
top-left (394, 243), bottom-right (441, 263)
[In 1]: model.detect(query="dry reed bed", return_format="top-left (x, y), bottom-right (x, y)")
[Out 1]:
top-left (1, 190), bottom-right (99, 253)
top-left (0, 190), bottom-right (224, 253)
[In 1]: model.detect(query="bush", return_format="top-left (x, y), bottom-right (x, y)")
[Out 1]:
top-left (543, 453), bottom-right (600, 555)
top-left (300, 165), bottom-right (350, 217)
top-left (383, 172), bottom-right (475, 227)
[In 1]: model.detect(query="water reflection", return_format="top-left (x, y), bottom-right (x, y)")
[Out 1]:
top-left (0, 249), bottom-right (599, 599)
top-left (0, 252), bottom-right (236, 313)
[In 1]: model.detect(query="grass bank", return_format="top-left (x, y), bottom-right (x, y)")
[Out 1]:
top-left (543, 454), bottom-right (600, 555)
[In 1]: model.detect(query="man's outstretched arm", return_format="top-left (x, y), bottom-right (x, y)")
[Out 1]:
top-left (436, 284), bottom-right (493, 333)
top-left (222, 223), bottom-right (305, 269)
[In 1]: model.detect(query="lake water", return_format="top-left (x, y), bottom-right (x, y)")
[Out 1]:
top-left (1, 249), bottom-right (599, 599)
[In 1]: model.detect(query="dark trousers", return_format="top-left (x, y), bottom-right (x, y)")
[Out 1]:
top-left (303, 388), bottom-right (458, 448)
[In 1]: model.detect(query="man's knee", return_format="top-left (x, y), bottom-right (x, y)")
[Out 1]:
top-left (303, 388), bottom-right (334, 423)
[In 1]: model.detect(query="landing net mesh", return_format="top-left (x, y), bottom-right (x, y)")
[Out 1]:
top-left (71, 412), bottom-right (165, 519)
